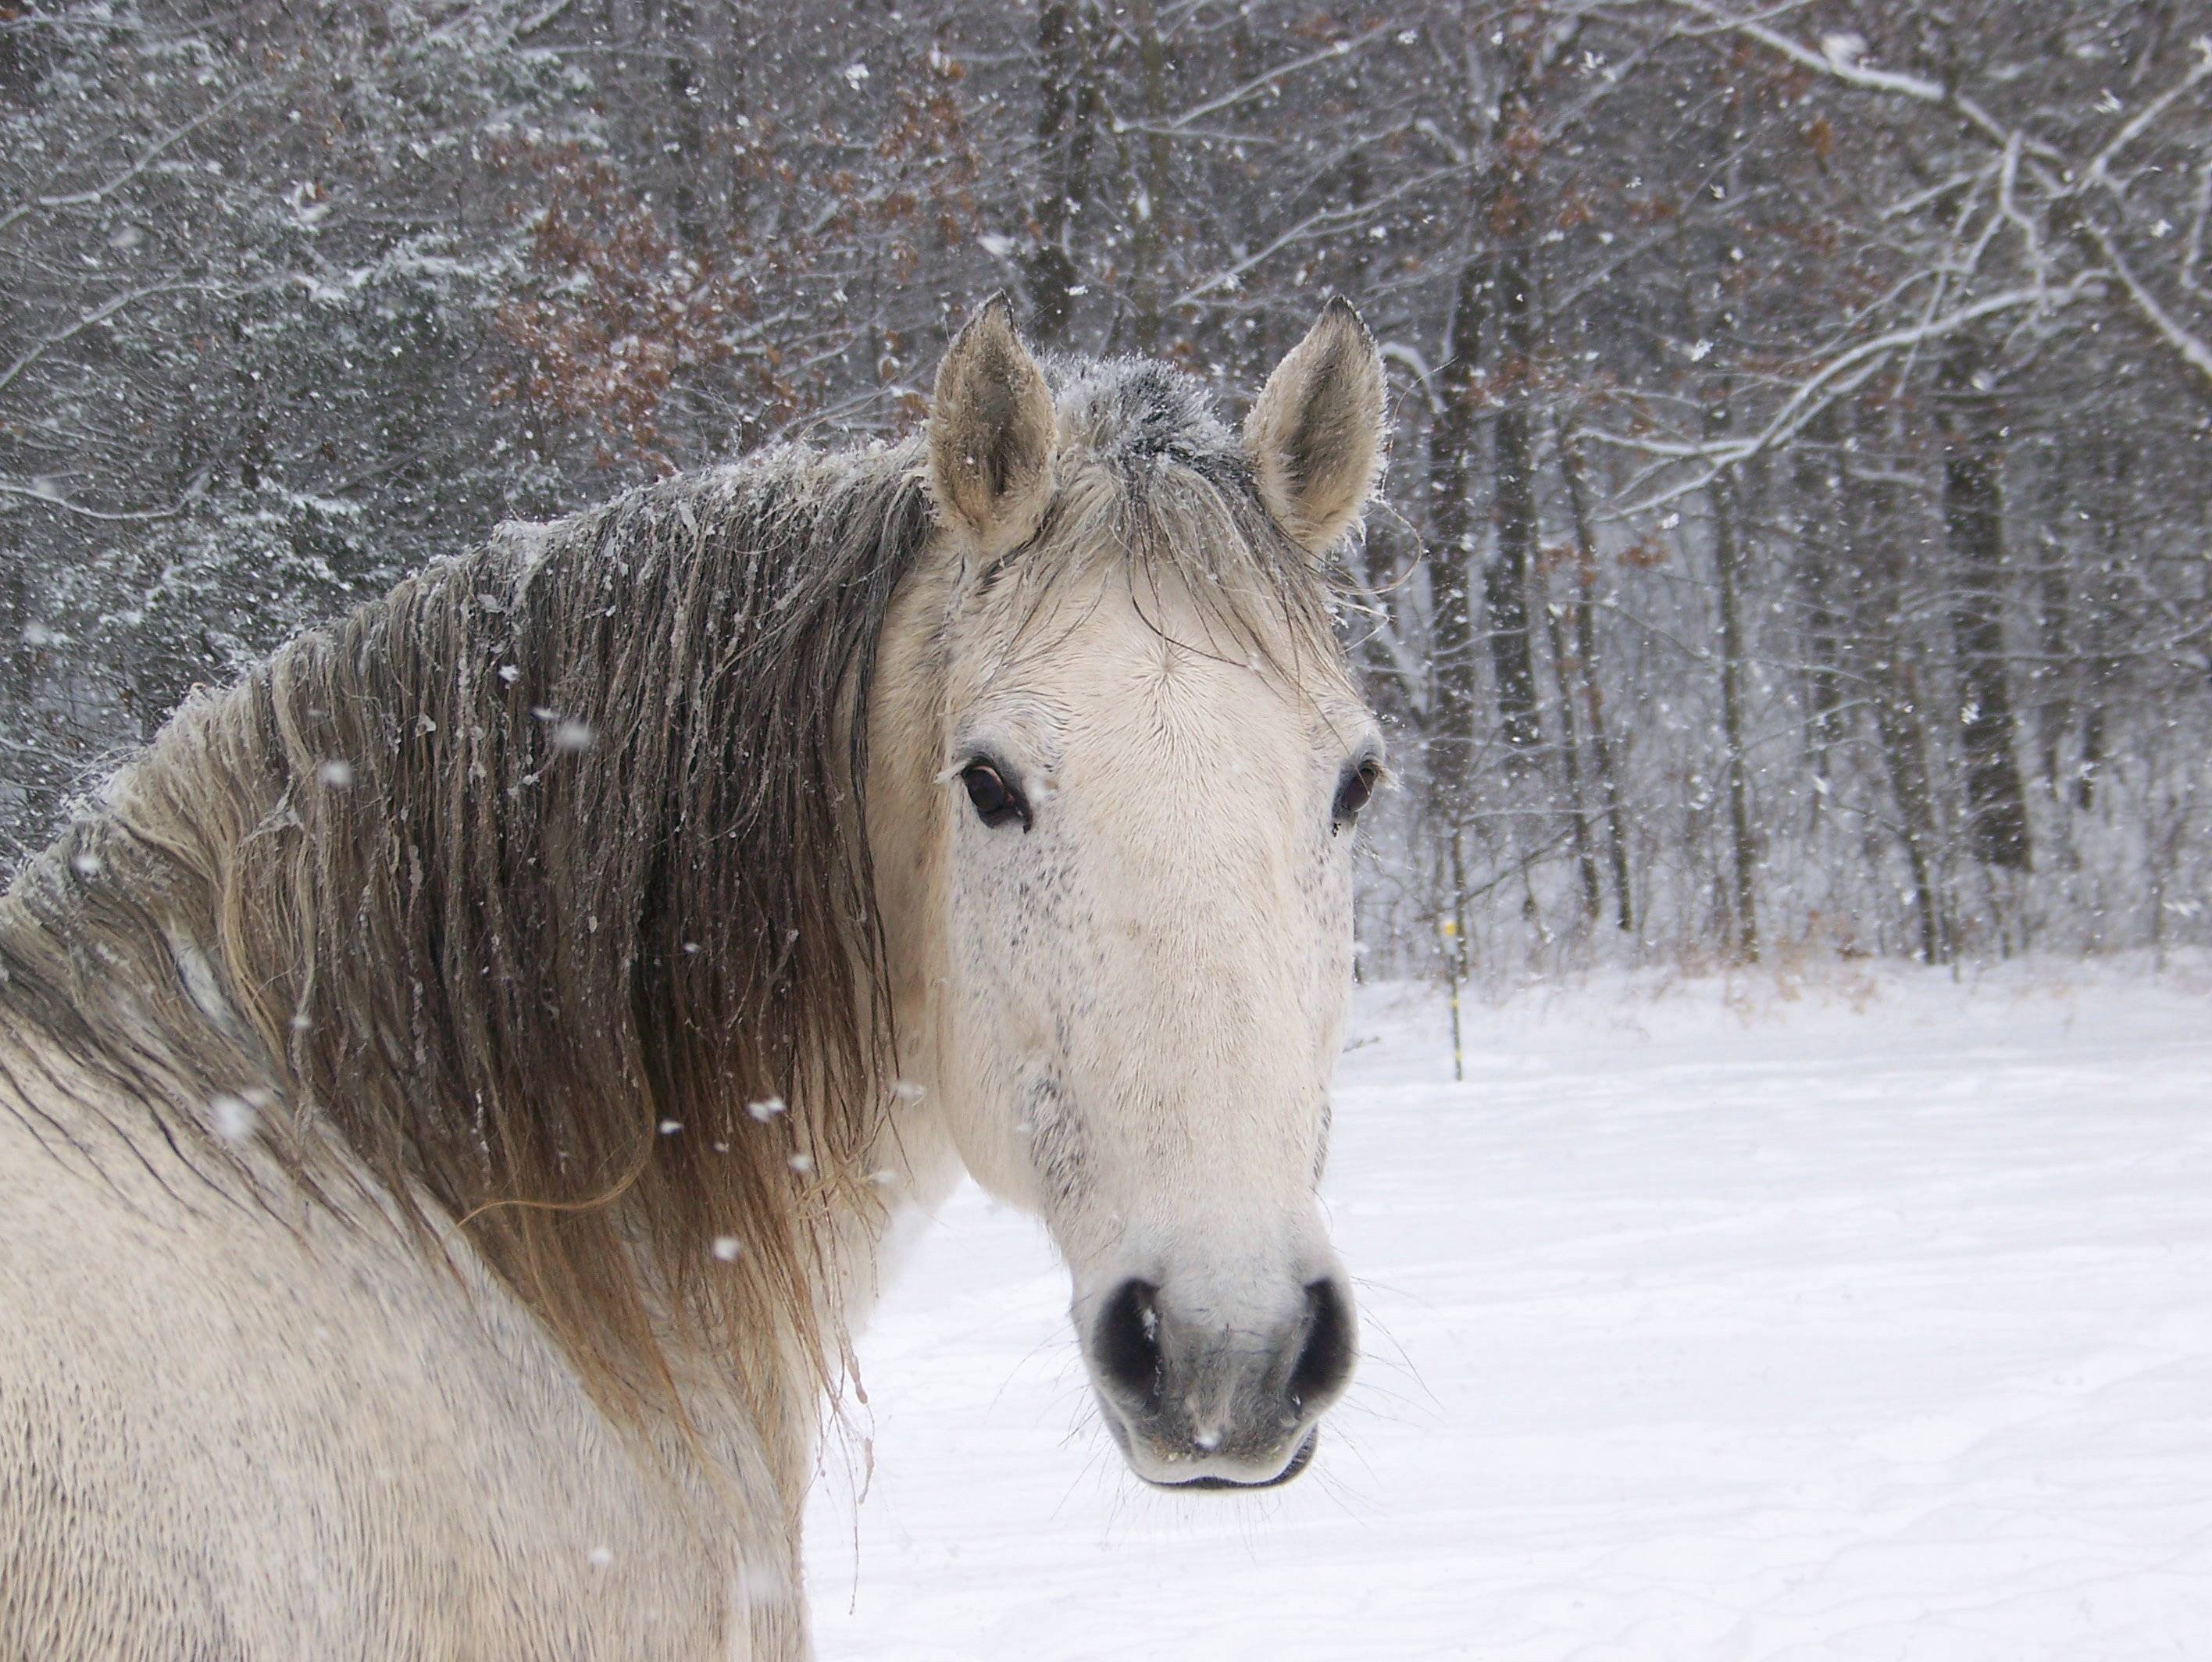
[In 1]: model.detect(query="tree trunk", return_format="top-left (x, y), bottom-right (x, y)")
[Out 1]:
top-left (1026, 0), bottom-right (1100, 348)
top-left (1847, 451), bottom-right (1946, 965)
top-left (1488, 365), bottom-right (1543, 758)
top-left (1938, 344), bottom-right (2032, 871)
top-left (1125, 0), bottom-right (1173, 354)
top-left (1711, 466), bottom-right (1760, 963)
top-left (1871, 662), bottom-right (1947, 965)
top-left (665, 0), bottom-right (705, 248)
top-left (1793, 410), bottom-right (1847, 826)
top-left (1554, 419), bottom-right (1635, 933)
top-left (1483, 37), bottom-right (1543, 759)
top-left (2078, 440), bottom-right (2132, 811)
top-left (1539, 560), bottom-right (1602, 921)
top-left (2030, 453), bottom-right (2074, 797)
top-left (1425, 233), bottom-right (1489, 829)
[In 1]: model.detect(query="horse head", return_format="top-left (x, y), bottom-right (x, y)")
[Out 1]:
top-left (872, 297), bottom-right (1386, 1489)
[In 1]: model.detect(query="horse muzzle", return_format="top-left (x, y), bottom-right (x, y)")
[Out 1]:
top-left (1082, 1271), bottom-right (1356, 1489)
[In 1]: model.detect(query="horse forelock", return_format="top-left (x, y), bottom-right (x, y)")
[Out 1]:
top-left (1004, 356), bottom-right (1348, 686)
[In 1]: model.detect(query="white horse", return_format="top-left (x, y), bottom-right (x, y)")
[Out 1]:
top-left (0, 297), bottom-right (1387, 1659)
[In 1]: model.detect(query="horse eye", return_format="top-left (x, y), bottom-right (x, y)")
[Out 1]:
top-left (1332, 760), bottom-right (1380, 832)
top-left (961, 760), bottom-right (1029, 830)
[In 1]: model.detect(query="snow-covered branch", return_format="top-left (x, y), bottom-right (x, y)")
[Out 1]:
top-left (1159, 22), bottom-right (1397, 133)
top-left (0, 87), bottom-right (254, 243)
top-left (2079, 220), bottom-right (2212, 398)
top-left (1583, 282), bottom-right (2093, 515)
top-left (2080, 37), bottom-right (2212, 201)
top-left (0, 283), bottom-right (215, 400)
top-left (0, 480), bottom-right (190, 522)
top-left (1659, 0), bottom-right (2050, 162)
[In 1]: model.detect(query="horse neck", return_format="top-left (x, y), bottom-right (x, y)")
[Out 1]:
top-left (2, 448), bottom-right (962, 1444)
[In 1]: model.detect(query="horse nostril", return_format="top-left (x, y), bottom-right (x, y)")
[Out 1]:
top-left (1286, 1277), bottom-right (1354, 1412)
top-left (1093, 1278), bottom-right (1164, 1410)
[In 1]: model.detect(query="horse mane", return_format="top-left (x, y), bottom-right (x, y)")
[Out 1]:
top-left (0, 438), bottom-right (931, 1426)
top-left (0, 355), bottom-right (1347, 1434)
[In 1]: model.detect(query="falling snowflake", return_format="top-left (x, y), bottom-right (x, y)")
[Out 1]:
top-left (209, 1093), bottom-right (257, 1142)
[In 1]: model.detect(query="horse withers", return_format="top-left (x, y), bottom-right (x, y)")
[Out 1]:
top-left (0, 297), bottom-right (1386, 1658)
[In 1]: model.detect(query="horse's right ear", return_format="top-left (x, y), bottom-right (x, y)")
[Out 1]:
top-left (927, 295), bottom-right (1057, 554)
top-left (1243, 297), bottom-right (1386, 554)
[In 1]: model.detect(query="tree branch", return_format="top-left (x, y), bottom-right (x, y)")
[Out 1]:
top-left (2080, 219), bottom-right (2212, 398)
top-left (1660, 0), bottom-right (2058, 163)
top-left (0, 87), bottom-right (254, 243)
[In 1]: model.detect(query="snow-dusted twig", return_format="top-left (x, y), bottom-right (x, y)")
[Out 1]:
top-left (2184, 160), bottom-right (2212, 298)
top-left (1659, 0), bottom-right (2057, 164)
top-left (504, 0), bottom-right (583, 42)
top-left (2080, 37), bottom-right (2212, 202)
top-left (1172, 166), bottom-right (1464, 308)
top-left (2079, 219), bottom-right (2212, 396)
top-left (1994, 134), bottom-right (2050, 287)
top-left (1379, 342), bottom-right (1442, 419)
top-left (1583, 280), bottom-right (2092, 516)
top-left (0, 282), bottom-right (216, 400)
top-left (0, 87), bottom-right (255, 243)
top-left (0, 481), bottom-right (188, 522)
top-left (1340, 565), bottom-right (1431, 722)
top-left (1877, 160), bottom-right (1999, 224)
top-left (1158, 21), bottom-right (1397, 134)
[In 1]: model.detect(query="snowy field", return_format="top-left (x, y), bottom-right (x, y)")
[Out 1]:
top-left (805, 961), bottom-right (2212, 1660)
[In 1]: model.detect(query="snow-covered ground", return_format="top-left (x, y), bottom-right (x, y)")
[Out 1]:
top-left (805, 961), bottom-right (2212, 1660)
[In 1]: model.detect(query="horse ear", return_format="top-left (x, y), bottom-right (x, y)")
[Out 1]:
top-left (1243, 297), bottom-right (1386, 554)
top-left (927, 294), bottom-right (1057, 552)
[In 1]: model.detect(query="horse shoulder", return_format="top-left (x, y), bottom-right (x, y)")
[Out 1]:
top-left (0, 1071), bottom-right (769, 1660)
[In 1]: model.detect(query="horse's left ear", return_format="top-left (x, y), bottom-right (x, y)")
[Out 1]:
top-left (928, 294), bottom-right (1057, 554)
top-left (1243, 298), bottom-right (1386, 554)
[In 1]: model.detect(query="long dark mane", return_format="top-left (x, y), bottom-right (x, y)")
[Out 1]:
top-left (0, 439), bottom-right (932, 1424)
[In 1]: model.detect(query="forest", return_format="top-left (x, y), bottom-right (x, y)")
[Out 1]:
top-left (3, 0), bottom-right (2207, 980)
